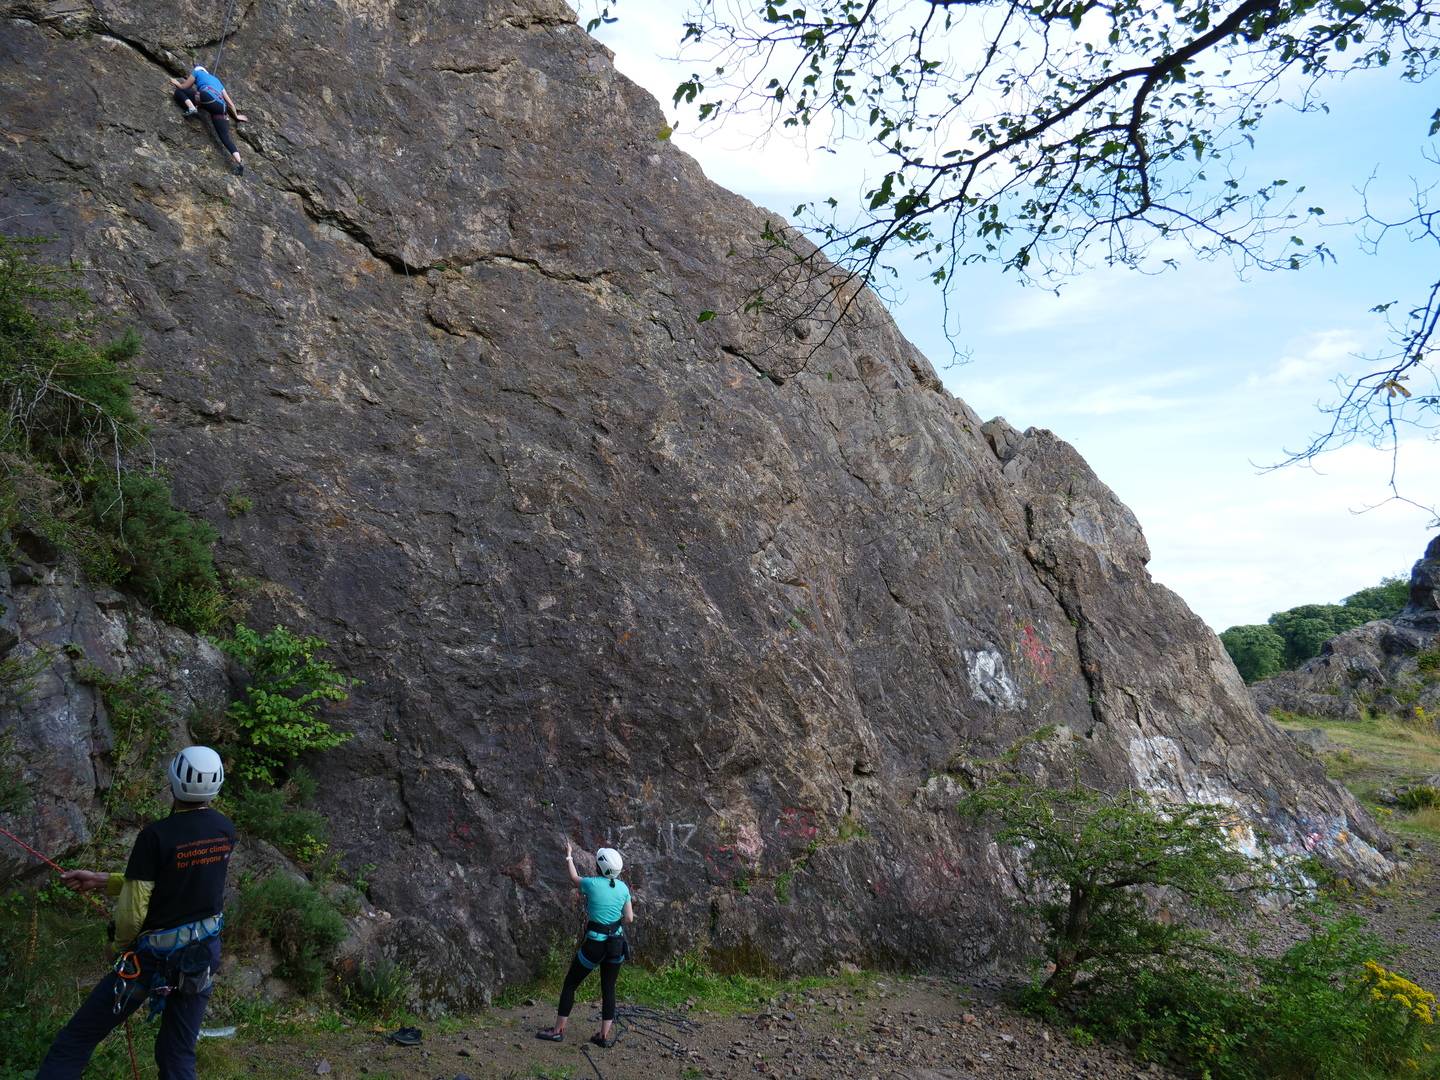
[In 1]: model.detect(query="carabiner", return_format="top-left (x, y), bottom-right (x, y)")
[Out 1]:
top-left (113, 951), bottom-right (141, 980)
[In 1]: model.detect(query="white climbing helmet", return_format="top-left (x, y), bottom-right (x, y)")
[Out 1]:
top-left (595, 847), bottom-right (623, 879)
top-left (168, 745), bottom-right (224, 802)
top-left (193, 65), bottom-right (208, 74)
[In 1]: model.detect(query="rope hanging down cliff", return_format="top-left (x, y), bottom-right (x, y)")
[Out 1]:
top-left (208, 0), bottom-right (240, 77)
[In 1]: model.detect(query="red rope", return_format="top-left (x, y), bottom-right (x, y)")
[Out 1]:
top-left (0, 823), bottom-right (109, 916)
top-left (0, 823), bottom-right (68, 873)
top-left (125, 1018), bottom-right (141, 1078)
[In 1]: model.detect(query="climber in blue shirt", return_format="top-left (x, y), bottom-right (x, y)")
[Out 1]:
top-left (536, 839), bottom-right (633, 1048)
top-left (170, 66), bottom-right (247, 176)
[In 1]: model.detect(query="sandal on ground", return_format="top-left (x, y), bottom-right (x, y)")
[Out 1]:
top-left (589, 1033), bottom-right (616, 1048)
top-left (535, 1029), bottom-right (563, 1042)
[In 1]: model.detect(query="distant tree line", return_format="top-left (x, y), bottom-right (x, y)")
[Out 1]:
top-left (1220, 577), bottom-right (1410, 683)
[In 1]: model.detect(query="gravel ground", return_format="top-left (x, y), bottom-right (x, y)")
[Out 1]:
top-left (1344, 838), bottom-right (1440, 990)
top-left (230, 976), bottom-right (1181, 1080)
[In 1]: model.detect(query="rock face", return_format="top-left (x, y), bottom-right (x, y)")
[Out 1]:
top-left (0, 534), bottom-right (230, 883)
top-left (0, 0), bottom-right (1390, 1003)
top-left (1254, 537), bottom-right (1440, 722)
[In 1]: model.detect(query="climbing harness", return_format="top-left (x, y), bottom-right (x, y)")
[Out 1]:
top-left (133, 914), bottom-right (224, 1019)
top-left (136, 913), bottom-right (224, 955)
top-left (576, 918), bottom-right (628, 969)
top-left (0, 826), bottom-right (143, 1080)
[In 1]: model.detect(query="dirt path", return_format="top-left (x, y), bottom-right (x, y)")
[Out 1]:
top-left (1344, 838), bottom-right (1440, 990)
top-left (215, 976), bottom-right (1181, 1080)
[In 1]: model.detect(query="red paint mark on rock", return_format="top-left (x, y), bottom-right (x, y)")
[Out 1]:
top-left (1019, 625), bottom-right (1054, 684)
top-left (778, 806), bottom-right (819, 843)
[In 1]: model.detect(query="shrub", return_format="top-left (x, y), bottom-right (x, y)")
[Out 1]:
top-left (958, 778), bottom-right (1262, 1002)
top-left (225, 778), bottom-right (329, 864)
top-left (234, 874), bottom-right (347, 995)
top-left (969, 776), bottom-right (1440, 1078)
top-left (1398, 785), bottom-right (1440, 812)
top-left (79, 666), bottom-right (176, 826)
top-left (89, 471), bottom-right (223, 632)
top-left (0, 731), bottom-right (30, 816)
top-left (343, 957), bottom-right (414, 1017)
top-left (1075, 915), bottom-right (1440, 1079)
top-left (0, 236), bottom-right (223, 633)
top-left (218, 625), bottom-right (355, 784)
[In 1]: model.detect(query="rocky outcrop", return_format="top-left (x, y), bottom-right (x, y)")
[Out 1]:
top-left (0, 0), bottom-right (1390, 1003)
top-left (0, 533), bottom-right (230, 882)
top-left (1254, 537), bottom-right (1440, 722)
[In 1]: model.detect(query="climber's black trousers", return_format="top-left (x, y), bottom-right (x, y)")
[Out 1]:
top-left (556, 941), bottom-right (621, 1022)
top-left (173, 87), bottom-right (238, 156)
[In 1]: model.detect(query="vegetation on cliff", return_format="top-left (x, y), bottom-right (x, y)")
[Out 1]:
top-left (0, 236), bottom-right (223, 631)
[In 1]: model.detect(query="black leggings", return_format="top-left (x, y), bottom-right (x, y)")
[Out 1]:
top-left (173, 86), bottom-right (238, 156)
top-left (557, 943), bottom-right (621, 1022)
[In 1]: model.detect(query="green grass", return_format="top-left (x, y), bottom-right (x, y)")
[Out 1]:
top-left (0, 899), bottom-right (157, 1080)
top-left (497, 943), bottom-right (874, 1015)
top-left (1272, 711), bottom-right (1440, 841)
top-left (1273, 712), bottom-right (1440, 776)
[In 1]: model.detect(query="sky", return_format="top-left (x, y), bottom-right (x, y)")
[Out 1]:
top-left (587, 4), bottom-right (1438, 631)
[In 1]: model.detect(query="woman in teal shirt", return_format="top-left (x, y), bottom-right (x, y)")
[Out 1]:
top-left (536, 840), bottom-right (633, 1047)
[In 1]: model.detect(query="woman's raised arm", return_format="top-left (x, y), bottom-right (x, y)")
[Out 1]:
top-left (563, 838), bottom-right (582, 887)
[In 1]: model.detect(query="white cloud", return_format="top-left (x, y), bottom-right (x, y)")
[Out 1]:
top-left (1139, 439), bottom-right (1440, 630)
top-left (1246, 329), bottom-right (1365, 389)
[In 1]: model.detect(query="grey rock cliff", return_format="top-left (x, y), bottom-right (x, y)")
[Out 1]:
top-left (0, 0), bottom-right (1389, 1002)
top-left (1254, 536), bottom-right (1440, 722)
top-left (0, 535), bottom-right (231, 883)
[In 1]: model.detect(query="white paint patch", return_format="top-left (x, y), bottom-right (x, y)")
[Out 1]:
top-left (1128, 736), bottom-right (1392, 878)
top-left (965, 649), bottom-right (1022, 710)
top-left (1128, 735), bottom-right (1263, 856)
top-left (734, 821), bottom-right (764, 862)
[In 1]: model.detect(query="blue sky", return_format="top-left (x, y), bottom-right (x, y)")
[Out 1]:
top-left (590, 6), bottom-right (1438, 631)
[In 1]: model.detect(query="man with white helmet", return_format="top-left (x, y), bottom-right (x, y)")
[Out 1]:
top-left (35, 745), bottom-right (236, 1079)
top-left (535, 839), bottom-right (634, 1048)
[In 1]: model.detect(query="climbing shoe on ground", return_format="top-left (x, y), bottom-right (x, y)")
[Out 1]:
top-left (589, 1033), bottom-right (616, 1048)
top-left (535, 1029), bottom-right (563, 1042)
top-left (233, 162), bottom-right (244, 176)
top-left (384, 1026), bottom-right (422, 1046)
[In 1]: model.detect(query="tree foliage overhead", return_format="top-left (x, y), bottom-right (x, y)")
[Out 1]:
top-left (644, 0), bottom-right (1440, 474)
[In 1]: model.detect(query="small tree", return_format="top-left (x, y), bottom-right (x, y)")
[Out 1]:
top-left (1220, 623), bottom-right (1287, 683)
top-left (959, 778), bottom-right (1266, 1003)
top-left (219, 624), bottom-right (355, 784)
top-left (1268, 604), bottom-right (1370, 667)
top-left (1342, 576), bottom-right (1412, 622)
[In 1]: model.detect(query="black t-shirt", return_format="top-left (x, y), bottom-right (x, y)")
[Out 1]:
top-left (125, 806), bottom-right (237, 932)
